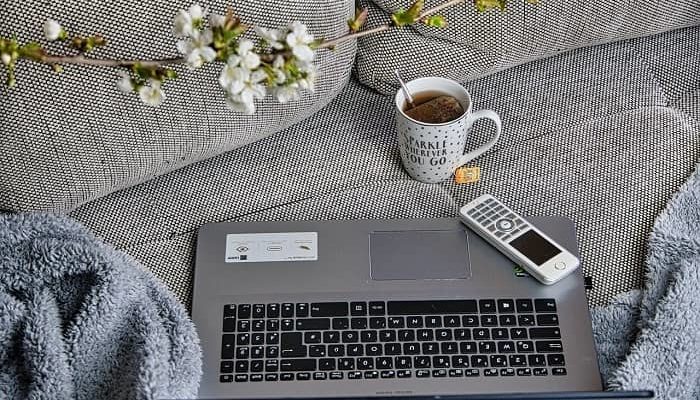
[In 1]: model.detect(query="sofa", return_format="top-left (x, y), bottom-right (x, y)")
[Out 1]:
top-left (2, 0), bottom-right (700, 311)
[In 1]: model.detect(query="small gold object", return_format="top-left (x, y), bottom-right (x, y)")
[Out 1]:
top-left (454, 166), bottom-right (480, 184)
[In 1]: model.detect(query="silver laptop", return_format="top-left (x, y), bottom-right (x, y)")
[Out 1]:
top-left (192, 217), bottom-right (603, 399)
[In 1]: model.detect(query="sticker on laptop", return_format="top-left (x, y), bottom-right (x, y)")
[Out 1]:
top-left (225, 232), bottom-right (318, 263)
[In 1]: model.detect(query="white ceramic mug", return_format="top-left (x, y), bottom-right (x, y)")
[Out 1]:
top-left (395, 77), bottom-right (502, 183)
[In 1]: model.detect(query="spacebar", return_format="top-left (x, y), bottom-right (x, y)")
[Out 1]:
top-left (388, 300), bottom-right (478, 315)
top-left (281, 359), bottom-right (317, 371)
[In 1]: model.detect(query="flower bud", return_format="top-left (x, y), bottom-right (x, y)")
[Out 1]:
top-left (1, 53), bottom-right (11, 66)
top-left (44, 19), bottom-right (66, 41)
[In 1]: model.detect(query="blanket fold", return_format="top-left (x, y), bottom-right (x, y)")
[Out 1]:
top-left (0, 213), bottom-right (202, 400)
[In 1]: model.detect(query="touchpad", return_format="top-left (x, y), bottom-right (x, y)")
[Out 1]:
top-left (369, 230), bottom-right (471, 280)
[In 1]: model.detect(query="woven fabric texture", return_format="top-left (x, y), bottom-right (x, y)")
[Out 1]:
top-left (355, 0), bottom-right (700, 94)
top-left (0, 0), bottom-right (355, 212)
top-left (69, 26), bottom-right (700, 310)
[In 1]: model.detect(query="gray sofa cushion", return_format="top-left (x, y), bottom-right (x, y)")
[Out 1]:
top-left (69, 26), bottom-right (700, 310)
top-left (355, 0), bottom-right (700, 94)
top-left (0, 0), bottom-right (354, 212)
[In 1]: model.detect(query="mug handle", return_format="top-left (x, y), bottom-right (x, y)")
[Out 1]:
top-left (456, 109), bottom-right (502, 169)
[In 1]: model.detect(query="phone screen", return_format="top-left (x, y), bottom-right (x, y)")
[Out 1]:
top-left (508, 230), bottom-right (561, 266)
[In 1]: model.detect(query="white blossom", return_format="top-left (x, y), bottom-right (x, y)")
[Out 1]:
top-left (138, 80), bottom-right (165, 106)
top-left (223, 69), bottom-right (266, 114)
top-left (177, 29), bottom-right (216, 69)
top-left (273, 82), bottom-right (300, 103)
top-left (43, 19), bottom-right (64, 41)
top-left (254, 26), bottom-right (285, 50)
top-left (116, 71), bottom-right (134, 93)
top-left (297, 62), bottom-right (317, 92)
top-left (286, 22), bottom-right (314, 62)
top-left (272, 55), bottom-right (286, 84)
top-left (209, 13), bottom-right (226, 28)
top-left (173, 4), bottom-right (206, 38)
top-left (219, 63), bottom-right (249, 94)
top-left (1, 53), bottom-right (11, 66)
top-left (236, 39), bottom-right (261, 70)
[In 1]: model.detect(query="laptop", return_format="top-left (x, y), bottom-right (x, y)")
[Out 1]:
top-left (191, 217), bottom-right (651, 399)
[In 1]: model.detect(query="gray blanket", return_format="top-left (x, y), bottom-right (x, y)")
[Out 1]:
top-left (592, 161), bottom-right (700, 397)
top-left (1, 165), bottom-right (700, 399)
top-left (0, 213), bottom-right (202, 399)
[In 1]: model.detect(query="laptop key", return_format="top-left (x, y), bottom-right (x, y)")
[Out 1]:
top-left (313, 372), bottom-right (327, 380)
top-left (281, 319), bottom-right (294, 331)
top-left (509, 354), bottom-right (527, 367)
top-left (304, 332), bottom-right (322, 344)
top-left (484, 368), bottom-right (498, 377)
top-left (471, 355), bottom-right (488, 368)
top-left (498, 341), bottom-right (515, 353)
top-left (251, 333), bottom-right (265, 345)
top-left (252, 304), bottom-right (265, 318)
top-left (422, 342), bottom-right (439, 354)
top-left (330, 372), bottom-right (344, 380)
top-left (266, 332), bottom-right (279, 345)
top-left (357, 357), bottom-right (374, 370)
top-left (236, 333), bottom-right (250, 346)
top-left (361, 330), bottom-right (377, 342)
top-left (530, 328), bottom-right (561, 339)
top-left (309, 345), bottom-right (326, 357)
top-left (338, 358), bottom-right (354, 370)
top-left (432, 369), bottom-right (447, 378)
top-left (478, 300), bottom-right (496, 313)
top-left (351, 318), bottom-right (367, 329)
top-left (417, 329), bottom-right (433, 341)
top-left (454, 329), bottom-right (471, 341)
top-left (403, 343), bottom-right (420, 354)
top-left (323, 331), bottom-right (340, 343)
top-left (328, 344), bottom-right (344, 357)
top-left (407, 316), bottom-right (423, 328)
top-left (364, 370), bottom-right (379, 379)
top-left (224, 304), bottom-right (236, 318)
top-left (249, 360), bottom-right (263, 372)
top-left (385, 343), bottom-right (402, 355)
top-left (398, 330), bottom-right (415, 341)
top-left (464, 369), bottom-right (480, 377)
top-left (342, 331), bottom-right (359, 343)
top-left (441, 342), bottom-right (458, 354)
top-left (499, 315), bottom-right (516, 326)
top-left (473, 328), bottom-right (490, 340)
top-left (414, 356), bottom-right (431, 368)
top-left (348, 371), bottom-right (362, 379)
top-left (296, 372), bottom-right (311, 380)
top-left (221, 334), bottom-right (235, 359)
top-left (449, 369), bottom-right (463, 377)
top-left (528, 354), bottom-right (546, 367)
top-left (490, 355), bottom-right (507, 368)
top-left (350, 302), bottom-right (367, 316)
top-left (497, 299), bottom-right (515, 313)
top-left (535, 340), bottom-right (563, 353)
top-left (552, 367), bottom-right (567, 376)
top-left (280, 359), bottom-right (316, 371)
top-left (416, 370), bottom-right (431, 378)
top-left (347, 344), bottom-right (363, 356)
top-left (492, 328), bottom-right (509, 340)
top-left (379, 330), bottom-right (396, 342)
top-left (281, 303), bottom-right (294, 318)
top-left (376, 357), bottom-right (393, 369)
top-left (388, 300), bottom-right (477, 315)
top-left (281, 345), bottom-right (306, 358)
top-left (250, 373), bottom-right (263, 382)
top-left (265, 360), bottom-right (279, 372)
top-left (511, 328), bottom-right (528, 339)
top-left (235, 360), bottom-right (248, 373)
top-left (397, 370), bottom-right (412, 378)
top-left (369, 301), bottom-right (386, 315)
top-left (234, 374), bottom-right (248, 382)
top-left (518, 315), bottom-right (536, 326)
top-left (433, 355), bottom-right (450, 368)
top-left (481, 315), bottom-right (497, 327)
top-left (388, 317), bottom-right (405, 328)
top-left (265, 373), bottom-right (278, 382)
top-left (516, 341), bottom-right (534, 352)
top-left (547, 354), bottom-right (566, 366)
top-left (426, 316), bottom-right (442, 327)
top-left (370, 317), bottom-right (386, 329)
top-left (463, 315), bottom-right (478, 327)
top-left (436, 329), bottom-right (452, 341)
top-left (220, 361), bottom-right (234, 373)
top-left (517, 368), bottom-right (532, 376)
top-left (533, 367), bottom-right (548, 376)
top-left (296, 303), bottom-right (309, 317)
top-left (237, 320), bottom-right (250, 332)
top-left (296, 318), bottom-right (330, 330)
top-left (250, 346), bottom-right (264, 358)
top-left (236, 347), bottom-right (249, 359)
top-left (459, 342), bottom-right (477, 354)
top-left (223, 317), bottom-right (236, 332)
top-left (534, 299), bottom-right (557, 313)
top-left (280, 373), bottom-right (294, 381)
top-left (444, 315), bottom-right (460, 327)
top-left (395, 356), bottom-right (412, 369)
top-left (333, 318), bottom-right (349, 330)
top-left (252, 320), bottom-right (265, 332)
top-left (238, 304), bottom-right (251, 319)
top-left (537, 314), bottom-right (560, 326)
top-left (516, 299), bottom-right (533, 313)
top-left (310, 302), bottom-right (348, 317)
top-left (267, 303), bottom-right (280, 318)
top-left (319, 358), bottom-right (336, 370)
top-left (452, 355), bottom-right (469, 367)
top-left (500, 368), bottom-right (515, 376)
top-left (381, 370), bottom-right (395, 379)
top-left (366, 344), bottom-right (382, 356)
top-left (267, 320), bottom-right (280, 331)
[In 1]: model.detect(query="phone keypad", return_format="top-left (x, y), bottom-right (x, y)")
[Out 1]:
top-left (467, 199), bottom-right (528, 243)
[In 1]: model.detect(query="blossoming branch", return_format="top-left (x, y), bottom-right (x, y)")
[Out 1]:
top-left (0, 0), bottom-right (536, 114)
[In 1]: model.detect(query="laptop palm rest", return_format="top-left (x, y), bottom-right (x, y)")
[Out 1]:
top-left (369, 230), bottom-right (471, 280)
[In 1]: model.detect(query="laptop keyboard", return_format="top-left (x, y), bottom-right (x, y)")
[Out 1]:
top-left (219, 299), bottom-right (566, 383)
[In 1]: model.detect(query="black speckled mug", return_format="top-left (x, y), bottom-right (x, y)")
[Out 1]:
top-left (395, 77), bottom-right (501, 183)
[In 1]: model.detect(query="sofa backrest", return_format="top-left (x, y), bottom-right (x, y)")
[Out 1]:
top-left (0, 0), bottom-right (354, 212)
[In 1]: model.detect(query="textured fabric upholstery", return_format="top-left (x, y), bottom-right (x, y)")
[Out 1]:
top-left (69, 26), bottom-right (700, 310)
top-left (355, 0), bottom-right (700, 94)
top-left (0, 0), bottom-right (355, 212)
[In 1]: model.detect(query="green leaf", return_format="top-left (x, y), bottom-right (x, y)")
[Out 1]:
top-left (18, 42), bottom-right (45, 61)
top-left (391, 0), bottom-right (424, 26)
top-left (422, 15), bottom-right (447, 28)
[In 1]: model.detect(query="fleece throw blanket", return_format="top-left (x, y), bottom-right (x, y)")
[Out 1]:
top-left (0, 213), bottom-right (202, 399)
top-left (1, 166), bottom-right (700, 399)
top-left (591, 162), bottom-right (700, 397)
